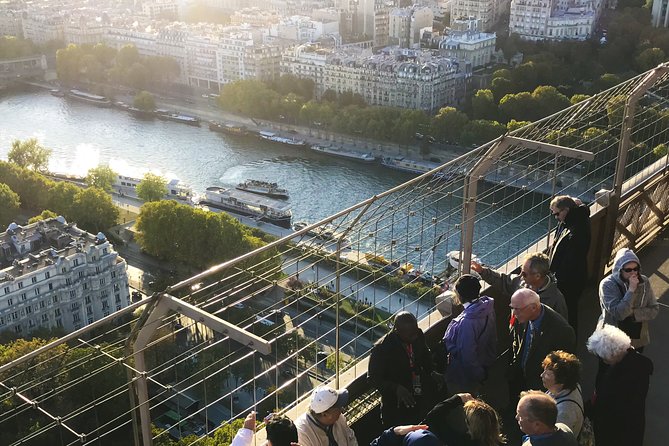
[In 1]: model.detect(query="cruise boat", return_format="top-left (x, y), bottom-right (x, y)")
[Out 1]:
top-left (67, 89), bottom-right (111, 107)
top-left (199, 187), bottom-right (292, 228)
top-left (258, 131), bottom-right (307, 147)
top-left (209, 121), bottom-right (249, 136)
top-left (156, 109), bottom-right (200, 126)
top-left (236, 180), bottom-right (289, 199)
top-left (114, 174), bottom-right (195, 203)
top-left (311, 145), bottom-right (376, 163)
top-left (382, 156), bottom-right (456, 180)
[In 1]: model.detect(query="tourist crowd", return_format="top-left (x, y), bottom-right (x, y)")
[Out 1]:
top-left (229, 195), bottom-right (658, 446)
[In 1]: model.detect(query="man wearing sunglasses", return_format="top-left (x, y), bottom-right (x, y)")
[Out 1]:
top-left (548, 195), bottom-right (591, 333)
top-left (598, 248), bottom-right (658, 352)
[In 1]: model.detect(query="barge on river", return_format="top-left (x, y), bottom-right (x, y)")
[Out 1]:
top-left (199, 187), bottom-right (292, 228)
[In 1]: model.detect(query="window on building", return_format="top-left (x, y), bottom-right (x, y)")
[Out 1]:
top-left (4, 287), bottom-right (10, 294)
top-left (79, 271), bottom-right (84, 278)
top-left (26, 306), bottom-right (32, 314)
top-left (70, 290), bottom-right (76, 298)
top-left (18, 282), bottom-right (23, 289)
top-left (100, 278), bottom-right (105, 286)
top-left (14, 325), bottom-right (22, 334)
top-left (7, 298), bottom-right (13, 306)
top-left (73, 259), bottom-right (79, 266)
top-left (66, 278), bottom-right (71, 286)
top-left (83, 283), bottom-right (88, 290)
top-left (103, 310), bottom-right (109, 317)
top-left (102, 300), bottom-right (109, 310)
top-left (56, 319), bottom-right (63, 328)
top-left (32, 277), bottom-right (37, 284)
top-left (20, 293), bottom-right (26, 301)
top-left (85, 296), bottom-right (91, 304)
top-left (42, 314), bottom-right (48, 322)
top-left (0, 316), bottom-right (4, 325)
top-left (111, 271), bottom-right (116, 279)
top-left (34, 288), bottom-right (40, 296)
top-left (55, 308), bottom-right (61, 317)
top-left (96, 266), bottom-right (100, 274)
top-left (28, 319), bottom-right (35, 328)
top-left (49, 283), bottom-right (53, 290)
top-left (73, 313), bottom-right (80, 323)
top-left (86, 306), bottom-right (92, 315)
top-left (45, 271), bottom-right (50, 279)
top-left (62, 268), bottom-right (67, 273)
top-left (53, 295), bottom-right (58, 303)
top-left (116, 305), bottom-right (122, 311)
top-left (88, 318), bottom-right (94, 324)
top-left (11, 312), bottom-right (18, 320)
top-left (115, 294), bottom-right (121, 303)
top-left (40, 300), bottom-right (45, 308)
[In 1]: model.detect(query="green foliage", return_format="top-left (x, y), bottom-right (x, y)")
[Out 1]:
top-left (635, 47), bottom-right (666, 72)
top-left (85, 165), bottom-right (117, 191)
top-left (8, 138), bottom-right (52, 172)
top-left (0, 36), bottom-right (38, 59)
top-left (570, 94), bottom-right (591, 104)
top-left (48, 181), bottom-right (81, 218)
top-left (431, 107), bottom-right (469, 142)
top-left (136, 173), bottom-right (168, 202)
top-left (135, 200), bottom-right (277, 269)
top-left (134, 91), bottom-right (156, 112)
top-left (0, 161), bottom-right (51, 210)
top-left (28, 209), bottom-right (58, 224)
top-left (460, 120), bottom-right (506, 146)
top-left (653, 143), bottom-right (668, 157)
top-left (471, 89), bottom-right (497, 120)
top-left (69, 187), bottom-right (120, 233)
top-left (56, 43), bottom-right (180, 88)
top-left (0, 183), bottom-right (20, 226)
top-left (507, 119), bottom-right (532, 132)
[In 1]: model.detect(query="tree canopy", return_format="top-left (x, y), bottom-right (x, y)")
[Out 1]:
top-left (7, 138), bottom-right (52, 172)
top-left (85, 165), bottom-right (117, 192)
top-left (0, 183), bottom-right (20, 226)
top-left (136, 173), bottom-right (167, 202)
top-left (133, 91), bottom-right (156, 112)
top-left (69, 187), bottom-right (120, 233)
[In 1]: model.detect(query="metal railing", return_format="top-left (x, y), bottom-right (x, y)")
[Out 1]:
top-left (1, 62), bottom-right (668, 446)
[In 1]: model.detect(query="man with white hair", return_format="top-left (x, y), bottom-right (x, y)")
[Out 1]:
top-left (295, 386), bottom-right (358, 446)
top-left (586, 325), bottom-right (653, 446)
top-left (508, 289), bottom-right (575, 404)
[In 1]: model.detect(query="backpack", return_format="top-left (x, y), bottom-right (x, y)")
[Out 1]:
top-left (556, 396), bottom-right (595, 446)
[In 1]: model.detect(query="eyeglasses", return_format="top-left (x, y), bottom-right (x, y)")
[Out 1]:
top-left (622, 267), bottom-right (640, 273)
top-left (520, 270), bottom-right (537, 277)
top-left (509, 303), bottom-right (531, 312)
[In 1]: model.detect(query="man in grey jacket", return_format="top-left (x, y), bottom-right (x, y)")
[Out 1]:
top-left (598, 248), bottom-right (658, 351)
top-left (472, 252), bottom-right (568, 321)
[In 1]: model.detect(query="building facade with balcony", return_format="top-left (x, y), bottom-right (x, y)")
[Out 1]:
top-left (389, 6), bottom-right (434, 48)
top-left (438, 28), bottom-right (496, 69)
top-left (0, 217), bottom-right (130, 336)
top-left (22, 12), bottom-right (66, 44)
top-left (450, 0), bottom-right (500, 31)
top-left (509, 0), bottom-right (601, 41)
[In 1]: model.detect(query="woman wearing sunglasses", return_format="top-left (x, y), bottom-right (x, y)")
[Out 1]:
top-left (598, 248), bottom-right (658, 351)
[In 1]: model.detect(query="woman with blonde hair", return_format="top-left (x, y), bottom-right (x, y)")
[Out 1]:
top-left (423, 393), bottom-right (506, 445)
top-left (541, 350), bottom-right (583, 436)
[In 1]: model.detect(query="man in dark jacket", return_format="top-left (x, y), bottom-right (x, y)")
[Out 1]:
top-left (368, 312), bottom-right (438, 427)
top-left (548, 195), bottom-right (591, 331)
top-left (508, 289), bottom-right (575, 406)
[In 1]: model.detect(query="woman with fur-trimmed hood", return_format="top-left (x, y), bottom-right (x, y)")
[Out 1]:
top-left (598, 248), bottom-right (658, 349)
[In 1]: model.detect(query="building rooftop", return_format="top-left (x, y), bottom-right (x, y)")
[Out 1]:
top-left (0, 217), bottom-right (116, 282)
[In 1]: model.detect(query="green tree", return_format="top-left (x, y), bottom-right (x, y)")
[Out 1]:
top-left (532, 86), bottom-right (571, 119)
top-left (116, 44), bottom-right (140, 68)
top-left (0, 183), bottom-right (20, 226)
top-left (635, 47), bottom-right (666, 72)
top-left (653, 143), bottom-right (668, 157)
top-left (28, 209), bottom-right (58, 224)
top-left (499, 92), bottom-right (535, 122)
top-left (69, 187), bottom-right (119, 233)
top-left (92, 43), bottom-right (117, 67)
top-left (570, 94), bottom-right (591, 105)
top-left (133, 91), bottom-right (156, 112)
top-left (507, 119), bottom-right (532, 132)
top-left (8, 138), bottom-right (52, 172)
top-left (136, 173), bottom-right (167, 202)
top-left (126, 62), bottom-right (150, 89)
top-left (47, 181), bottom-right (81, 218)
top-left (56, 44), bottom-right (83, 82)
top-left (491, 77), bottom-right (514, 102)
top-left (460, 120), bottom-right (506, 146)
top-left (430, 107), bottom-right (469, 143)
top-left (0, 36), bottom-right (37, 59)
top-left (85, 165), bottom-right (117, 192)
top-left (471, 89), bottom-right (497, 120)
top-left (80, 53), bottom-right (105, 82)
top-left (0, 161), bottom-right (52, 210)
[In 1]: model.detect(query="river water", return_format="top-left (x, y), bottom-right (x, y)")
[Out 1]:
top-left (0, 89), bottom-right (548, 266)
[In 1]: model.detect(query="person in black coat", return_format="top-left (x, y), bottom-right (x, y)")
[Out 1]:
top-left (508, 290), bottom-right (576, 406)
top-left (368, 312), bottom-right (439, 428)
top-left (548, 195), bottom-right (591, 331)
top-left (586, 324), bottom-right (653, 446)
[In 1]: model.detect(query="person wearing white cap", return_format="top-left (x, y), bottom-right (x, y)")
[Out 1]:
top-left (295, 386), bottom-right (358, 446)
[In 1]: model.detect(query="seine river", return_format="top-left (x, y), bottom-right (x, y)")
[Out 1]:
top-left (0, 89), bottom-right (547, 265)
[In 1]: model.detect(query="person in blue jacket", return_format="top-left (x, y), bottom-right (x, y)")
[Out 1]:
top-left (444, 274), bottom-right (497, 395)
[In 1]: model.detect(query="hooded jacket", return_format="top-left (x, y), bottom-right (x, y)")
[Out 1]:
top-left (444, 296), bottom-right (497, 387)
top-left (598, 248), bottom-right (658, 348)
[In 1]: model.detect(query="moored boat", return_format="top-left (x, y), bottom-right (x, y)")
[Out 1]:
top-left (311, 145), bottom-right (376, 163)
top-left (209, 121), bottom-right (249, 136)
top-left (258, 131), bottom-right (307, 147)
top-left (156, 109), bottom-right (200, 126)
top-left (199, 187), bottom-right (292, 228)
top-left (236, 179), bottom-right (289, 199)
top-left (67, 89), bottom-right (111, 107)
top-left (114, 174), bottom-right (195, 203)
top-left (128, 107), bottom-right (155, 119)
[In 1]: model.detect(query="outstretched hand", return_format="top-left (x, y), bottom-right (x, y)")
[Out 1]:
top-left (243, 411), bottom-right (256, 431)
top-left (393, 425), bottom-right (429, 436)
